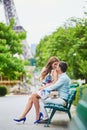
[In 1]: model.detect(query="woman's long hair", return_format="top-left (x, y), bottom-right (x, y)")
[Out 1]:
top-left (41, 56), bottom-right (59, 80)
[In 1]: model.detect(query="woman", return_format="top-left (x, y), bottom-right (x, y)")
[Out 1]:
top-left (37, 56), bottom-right (59, 120)
top-left (13, 56), bottom-right (59, 124)
top-left (38, 56), bottom-right (59, 85)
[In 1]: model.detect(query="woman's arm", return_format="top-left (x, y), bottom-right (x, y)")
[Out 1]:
top-left (39, 70), bottom-right (58, 90)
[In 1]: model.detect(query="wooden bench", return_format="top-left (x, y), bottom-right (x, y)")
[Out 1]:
top-left (44, 89), bottom-right (76, 127)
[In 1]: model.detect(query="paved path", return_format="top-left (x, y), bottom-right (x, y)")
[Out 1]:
top-left (0, 95), bottom-right (75, 130)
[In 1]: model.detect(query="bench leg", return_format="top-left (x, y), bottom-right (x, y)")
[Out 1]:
top-left (68, 111), bottom-right (71, 120)
top-left (44, 109), bottom-right (56, 127)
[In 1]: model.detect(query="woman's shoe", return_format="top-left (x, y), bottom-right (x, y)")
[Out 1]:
top-left (34, 119), bottom-right (40, 124)
top-left (39, 112), bottom-right (43, 120)
top-left (34, 112), bottom-right (43, 124)
top-left (13, 117), bottom-right (26, 123)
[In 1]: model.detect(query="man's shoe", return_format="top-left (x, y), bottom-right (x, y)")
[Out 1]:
top-left (39, 119), bottom-right (49, 124)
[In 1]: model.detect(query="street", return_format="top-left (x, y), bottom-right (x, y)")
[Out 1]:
top-left (0, 95), bottom-right (71, 130)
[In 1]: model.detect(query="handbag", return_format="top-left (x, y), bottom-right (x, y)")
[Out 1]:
top-left (49, 91), bottom-right (59, 99)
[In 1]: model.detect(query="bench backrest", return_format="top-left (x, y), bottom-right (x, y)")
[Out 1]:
top-left (67, 90), bottom-right (76, 109)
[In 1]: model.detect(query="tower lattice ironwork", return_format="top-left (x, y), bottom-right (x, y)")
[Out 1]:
top-left (1, 0), bottom-right (32, 59)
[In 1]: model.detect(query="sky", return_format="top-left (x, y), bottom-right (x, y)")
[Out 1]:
top-left (0, 0), bottom-right (86, 46)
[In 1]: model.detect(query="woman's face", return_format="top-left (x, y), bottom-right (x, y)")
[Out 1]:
top-left (56, 63), bottom-right (60, 72)
top-left (52, 62), bottom-right (58, 69)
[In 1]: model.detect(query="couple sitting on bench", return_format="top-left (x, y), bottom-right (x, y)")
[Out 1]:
top-left (14, 60), bottom-right (73, 125)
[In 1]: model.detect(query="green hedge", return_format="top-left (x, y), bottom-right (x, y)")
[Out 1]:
top-left (0, 86), bottom-right (7, 96)
top-left (73, 84), bottom-right (87, 106)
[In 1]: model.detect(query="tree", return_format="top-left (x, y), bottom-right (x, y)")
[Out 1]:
top-left (35, 17), bottom-right (87, 83)
top-left (0, 20), bottom-right (26, 80)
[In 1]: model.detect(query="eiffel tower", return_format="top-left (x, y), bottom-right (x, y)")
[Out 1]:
top-left (0, 0), bottom-right (32, 59)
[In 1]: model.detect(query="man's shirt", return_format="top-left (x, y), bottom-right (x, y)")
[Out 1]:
top-left (44, 73), bottom-right (70, 100)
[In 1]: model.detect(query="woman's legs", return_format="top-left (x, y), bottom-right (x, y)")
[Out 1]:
top-left (19, 95), bottom-right (33, 119)
top-left (39, 99), bottom-right (49, 120)
top-left (32, 93), bottom-right (41, 120)
top-left (19, 93), bottom-right (41, 120)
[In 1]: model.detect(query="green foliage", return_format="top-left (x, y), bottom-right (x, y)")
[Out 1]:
top-left (0, 20), bottom-right (26, 80)
top-left (73, 84), bottom-right (87, 106)
top-left (0, 86), bottom-right (7, 96)
top-left (35, 17), bottom-right (87, 82)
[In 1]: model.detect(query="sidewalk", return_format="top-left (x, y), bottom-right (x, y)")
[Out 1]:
top-left (0, 94), bottom-right (76, 130)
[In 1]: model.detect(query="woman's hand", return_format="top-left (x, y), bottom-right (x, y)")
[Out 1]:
top-left (38, 86), bottom-right (44, 90)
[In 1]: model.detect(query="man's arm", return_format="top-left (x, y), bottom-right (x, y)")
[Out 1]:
top-left (44, 78), bottom-right (64, 92)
